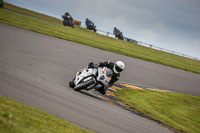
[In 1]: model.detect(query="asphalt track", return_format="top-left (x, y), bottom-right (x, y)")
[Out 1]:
top-left (0, 23), bottom-right (199, 133)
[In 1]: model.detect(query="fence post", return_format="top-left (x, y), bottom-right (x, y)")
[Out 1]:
top-left (107, 32), bottom-right (109, 37)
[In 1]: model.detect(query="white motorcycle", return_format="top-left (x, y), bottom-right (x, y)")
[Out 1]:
top-left (69, 66), bottom-right (113, 93)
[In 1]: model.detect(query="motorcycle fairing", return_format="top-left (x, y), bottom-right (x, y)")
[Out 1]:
top-left (74, 68), bottom-right (97, 86)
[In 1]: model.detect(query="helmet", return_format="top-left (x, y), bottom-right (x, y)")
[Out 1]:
top-left (66, 11), bottom-right (69, 14)
top-left (113, 61), bottom-right (125, 74)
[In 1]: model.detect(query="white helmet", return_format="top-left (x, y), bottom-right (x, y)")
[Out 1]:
top-left (113, 61), bottom-right (125, 74)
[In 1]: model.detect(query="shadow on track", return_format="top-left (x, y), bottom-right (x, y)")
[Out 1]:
top-left (77, 90), bottom-right (105, 101)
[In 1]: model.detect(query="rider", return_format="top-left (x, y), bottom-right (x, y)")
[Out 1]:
top-left (88, 61), bottom-right (125, 94)
top-left (113, 27), bottom-right (120, 36)
top-left (85, 18), bottom-right (92, 28)
top-left (69, 60), bottom-right (125, 95)
top-left (63, 11), bottom-right (73, 22)
top-left (113, 27), bottom-right (123, 40)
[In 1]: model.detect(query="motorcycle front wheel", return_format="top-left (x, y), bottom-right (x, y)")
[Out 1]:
top-left (74, 79), bottom-right (95, 91)
top-left (63, 20), bottom-right (67, 26)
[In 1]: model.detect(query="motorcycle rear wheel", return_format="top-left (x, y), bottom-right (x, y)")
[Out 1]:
top-left (93, 28), bottom-right (97, 32)
top-left (74, 79), bottom-right (95, 91)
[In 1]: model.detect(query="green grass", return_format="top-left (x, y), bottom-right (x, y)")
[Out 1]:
top-left (1, 2), bottom-right (200, 74)
top-left (0, 95), bottom-right (94, 133)
top-left (115, 89), bottom-right (200, 133)
top-left (4, 2), bottom-right (62, 24)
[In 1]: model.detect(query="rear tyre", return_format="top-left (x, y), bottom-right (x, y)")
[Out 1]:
top-left (93, 28), bottom-right (97, 32)
top-left (63, 20), bottom-right (67, 26)
top-left (74, 79), bottom-right (95, 91)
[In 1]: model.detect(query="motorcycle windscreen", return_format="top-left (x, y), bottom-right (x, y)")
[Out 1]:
top-left (106, 69), bottom-right (113, 78)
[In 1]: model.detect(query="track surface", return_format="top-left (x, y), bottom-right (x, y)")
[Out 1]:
top-left (0, 23), bottom-right (199, 132)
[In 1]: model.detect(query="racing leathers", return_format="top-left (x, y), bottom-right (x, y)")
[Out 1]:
top-left (63, 12), bottom-right (73, 21)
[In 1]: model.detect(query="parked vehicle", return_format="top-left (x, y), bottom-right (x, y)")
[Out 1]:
top-left (0, 0), bottom-right (4, 9)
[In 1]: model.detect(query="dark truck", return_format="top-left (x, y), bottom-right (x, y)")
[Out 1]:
top-left (0, 0), bottom-right (4, 8)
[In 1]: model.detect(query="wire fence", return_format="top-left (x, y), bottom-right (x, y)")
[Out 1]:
top-left (83, 25), bottom-right (200, 61)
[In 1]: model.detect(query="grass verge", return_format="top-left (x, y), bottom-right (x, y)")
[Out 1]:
top-left (1, 2), bottom-right (200, 74)
top-left (4, 2), bottom-right (62, 24)
top-left (115, 89), bottom-right (200, 133)
top-left (0, 94), bottom-right (94, 133)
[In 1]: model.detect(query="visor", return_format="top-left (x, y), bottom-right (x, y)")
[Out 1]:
top-left (115, 64), bottom-right (123, 73)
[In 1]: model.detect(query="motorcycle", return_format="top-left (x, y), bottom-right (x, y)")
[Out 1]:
top-left (115, 31), bottom-right (124, 40)
top-left (87, 22), bottom-right (97, 32)
top-left (69, 66), bottom-right (113, 94)
top-left (62, 15), bottom-right (74, 28)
